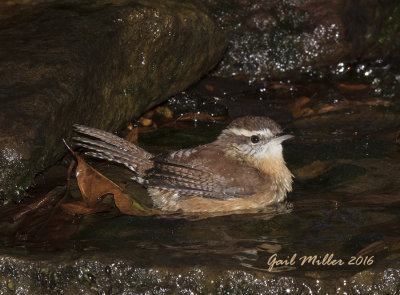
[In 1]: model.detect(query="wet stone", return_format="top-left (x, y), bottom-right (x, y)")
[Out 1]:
top-left (0, 254), bottom-right (399, 294)
top-left (201, 0), bottom-right (400, 81)
top-left (0, 0), bottom-right (227, 201)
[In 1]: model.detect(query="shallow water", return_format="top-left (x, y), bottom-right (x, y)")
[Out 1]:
top-left (72, 115), bottom-right (400, 275)
top-left (8, 108), bottom-right (398, 273)
top-left (1, 60), bottom-right (400, 293)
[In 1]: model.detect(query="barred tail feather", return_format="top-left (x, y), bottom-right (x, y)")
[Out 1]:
top-left (73, 125), bottom-right (153, 175)
top-left (73, 124), bottom-right (152, 159)
top-left (73, 138), bottom-right (142, 172)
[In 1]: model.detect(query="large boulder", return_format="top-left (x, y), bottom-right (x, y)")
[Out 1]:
top-left (0, 0), bottom-right (226, 201)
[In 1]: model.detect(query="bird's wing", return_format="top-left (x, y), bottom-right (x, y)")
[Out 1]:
top-left (144, 156), bottom-right (257, 200)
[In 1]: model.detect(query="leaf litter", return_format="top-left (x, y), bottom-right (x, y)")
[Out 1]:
top-left (62, 140), bottom-right (160, 217)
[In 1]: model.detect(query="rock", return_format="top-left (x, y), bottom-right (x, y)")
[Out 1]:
top-left (201, 0), bottom-right (400, 81)
top-left (0, 0), bottom-right (227, 201)
top-left (0, 253), bottom-right (399, 294)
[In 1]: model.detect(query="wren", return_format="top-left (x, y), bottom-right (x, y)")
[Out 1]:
top-left (73, 116), bottom-right (293, 214)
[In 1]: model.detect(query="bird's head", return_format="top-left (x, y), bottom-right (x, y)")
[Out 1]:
top-left (217, 116), bottom-right (293, 167)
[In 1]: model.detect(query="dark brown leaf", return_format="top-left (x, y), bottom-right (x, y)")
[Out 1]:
top-left (64, 140), bottom-right (159, 216)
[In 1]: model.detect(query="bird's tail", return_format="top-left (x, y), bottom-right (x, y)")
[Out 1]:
top-left (73, 124), bottom-right (153, 175)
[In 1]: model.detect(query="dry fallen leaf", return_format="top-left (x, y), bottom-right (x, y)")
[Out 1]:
top-left (177, 113), bottom-right (216, 122)
top-left (124, 124), bottom-right (139, 144)
top-left (338, 83), bottom-right (369, 91)
top-left (155, 106), bottom-right (173, 119)
top-left (204, 84), bottom-right (214, 91)
top-left (357, 236), bottom-right (400, 256)
top-left (64, 141), bottom-right (159, 216)
top-left (139, 117), bottom-right (153, 127)
top-left (266, 81), bottom-right (297, 91)
top-left (232, 74), bottom-right (249, 82)
top-left (293, 160), bottom-right (334, 180)
top-left (290, 96), bottom-right (314, 118)
top-left (356, 240), bottom-right (387, 257)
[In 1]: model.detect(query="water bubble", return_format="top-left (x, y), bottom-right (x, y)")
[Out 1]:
top-left (2, 148), bottom-right (21, 163)
top-left (364, 69), bottom-right (372, 76)
top-left (372, 78), bottom-right (380, 85)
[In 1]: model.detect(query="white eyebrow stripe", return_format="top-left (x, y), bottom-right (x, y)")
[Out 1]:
top-left (228, 127), bottom-right (274, 137)
top-left (260, 128), bottom-right (274, 137)
top-left (228, 128), bottom-right (254, 136)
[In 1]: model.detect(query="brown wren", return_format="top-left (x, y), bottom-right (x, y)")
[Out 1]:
top-left (73, 116), bottom-right (293, 214)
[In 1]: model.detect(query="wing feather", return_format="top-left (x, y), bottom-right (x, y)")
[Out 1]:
top-left (144, 159), bottom-right (254, 200)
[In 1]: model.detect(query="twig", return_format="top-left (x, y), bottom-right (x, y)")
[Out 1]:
top-left (12, 193), bottom-right (55, 222)
top-left (34, 158), bottom-right (76, 236)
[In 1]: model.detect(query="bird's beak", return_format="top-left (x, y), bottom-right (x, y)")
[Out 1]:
top-left (271, 134), bottom-right (294, 144)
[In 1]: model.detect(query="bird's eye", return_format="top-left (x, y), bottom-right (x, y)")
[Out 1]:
top-left (250, 135), bottom-right (260, 143)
